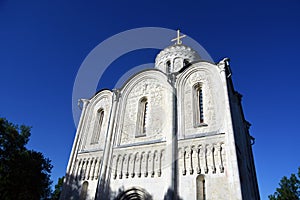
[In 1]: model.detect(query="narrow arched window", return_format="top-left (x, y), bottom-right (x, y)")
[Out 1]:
top-left (184, 59), bottom-right (190, 67)
top-left (91, 108), bottom-right (104, 144)
top-left (136, 97), bottom-right (148, 137)
top-left (79, 181), bottom-right (88, 200)
top-left (166, 60), bottom-right (171, 73)
top-left (196, 175), bottom-right (206, 200)
top-left (193, 83), bottom-right (204, 126)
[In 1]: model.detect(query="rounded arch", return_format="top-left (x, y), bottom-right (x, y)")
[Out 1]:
top-left (196, 174), bottom-right (206, 200)
top-left (176, 62), bottom-right (225, 139)
top-left (79, 181), bottom-right (89, 200)
top-left (81, 89), bottom-right (113, 151)
top-left (89, 89), bottom-right (113, 107)
top-left (116, 187), bottom-right (152, 200)
top-left (91, 108), bottom-right (105, 144)
top-left (115, 69), bottom-right (173, 146)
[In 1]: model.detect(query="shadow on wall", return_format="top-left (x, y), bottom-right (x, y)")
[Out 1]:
top-left (163, 189), bottom-right (183, 200)
top-left (60, 174), bottom-right (182, 200)
top-left (60, 174), bottom-right (91, 200)
top-left (113, 186), bottom-right (152, 200)
top-left (112, 187), bottom-right (182, 200)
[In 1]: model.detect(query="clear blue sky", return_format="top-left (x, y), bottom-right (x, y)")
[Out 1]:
top-left (0, 0), bottom-right (299, 199)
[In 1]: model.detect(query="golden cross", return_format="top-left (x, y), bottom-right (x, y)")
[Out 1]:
top-left (171, 29), bottom-right (186, 45)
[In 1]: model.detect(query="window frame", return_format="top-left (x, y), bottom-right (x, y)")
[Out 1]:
top-left (91, 108), bottom-right (104, 144)
top-left (193, 83), bottom-right (207, 127)
top-left (136, 97), bottom-right (148, 137)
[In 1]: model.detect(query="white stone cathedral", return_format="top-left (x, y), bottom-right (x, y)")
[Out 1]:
top-left (61, 32), bottom-right (260, 200)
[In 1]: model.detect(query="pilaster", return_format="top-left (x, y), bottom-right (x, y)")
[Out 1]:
top-left (96, 89), bottom-right (120, 200)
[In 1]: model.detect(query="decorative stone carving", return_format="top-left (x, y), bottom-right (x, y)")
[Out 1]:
top-left (63, 38), bottom-right (260, 200)
top-left (175, 138), bottom-right (226, 177)
top-left (73, 156), bottom-right (101, 180)
top-left (181, 68), bottom-right (219, 138)
top-left (120, 78), bottom-right (169, 145)
top-left (110, 146), bottom-right (166, 180)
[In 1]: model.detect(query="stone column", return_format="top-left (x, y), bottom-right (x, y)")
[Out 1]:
top-left (189, 146), bottom-right (194, 175)
top-left (90, 158), bottom-right (95, 180)
top-left (86, 158), bottom-right (91, 180)
top-left (196, 145), bottom-right (202, 174)
top-left (217, 143), bottom-right (224, 173)
top-left (111, 156), bottom-right (117, 179)
top-left (204, 145), bottom-right (209, 174)
top-left (82, 159), bottom-right (88, 180)
top-left (157, 150), bottom-right (163, 177)
top-left (94, 158), bottom-right (100, 180)
top-left (210, 145), bottom-right (216, 174)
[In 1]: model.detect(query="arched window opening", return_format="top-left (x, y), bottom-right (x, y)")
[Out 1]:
top-left (184, 59), bottom-right (190, 67)
top-left (136, 97), bottom-right (148, 137)
top-left (193, 83), bottom-right (205, 126)
top-left (196, 175), bottom-right (206, 200)
top-left (79, 181), bottom-right (88, 200)
top-left (91, 108), bottom-right (104, 144)
top-left (166, 60), bottom-right (171, 73)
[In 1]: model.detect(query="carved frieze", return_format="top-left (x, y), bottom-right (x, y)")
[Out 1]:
top-left (179, 137), bottom-right (225, 176)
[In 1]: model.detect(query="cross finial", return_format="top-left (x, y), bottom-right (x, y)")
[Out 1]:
top-left (171, 29), bottom-right (186, 45)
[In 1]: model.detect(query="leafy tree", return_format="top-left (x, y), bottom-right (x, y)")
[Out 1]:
top-left (269, 167), bottom-right (300, 200)
top-left (0, 118), bottom-right (53, 200)
top-left (51, 176), bottom-right (64, 200)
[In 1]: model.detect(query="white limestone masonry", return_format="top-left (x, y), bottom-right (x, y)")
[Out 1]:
top-left (61, 41), bottom-right (260, 200)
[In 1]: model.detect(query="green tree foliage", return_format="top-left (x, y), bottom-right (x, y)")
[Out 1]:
top-left (0, 118), bottom-right (53, 200)
top-left (51, 176), bottom-right (64, 200)
top-left (269, 167), bottom-right (300, 200)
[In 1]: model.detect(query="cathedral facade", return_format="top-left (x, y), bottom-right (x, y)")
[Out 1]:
top-left (61, 34), bottom-right (260, 200)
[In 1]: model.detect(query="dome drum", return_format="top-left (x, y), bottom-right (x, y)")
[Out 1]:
top-left (155, 44), bottom-right (201, 74)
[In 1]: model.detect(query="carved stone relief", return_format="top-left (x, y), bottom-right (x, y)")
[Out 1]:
top-left (120, 78), bottom-right (171, 145)
top-left (183, 70), bottom-right (218, 137)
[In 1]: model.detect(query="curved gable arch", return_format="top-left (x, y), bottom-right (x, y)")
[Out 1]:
top-left (176, 61), bottom-right (226, 139)
top-left (81, 90), bottom-right (113, 151)
top-left (115, 69), bottom-right (173, 146)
